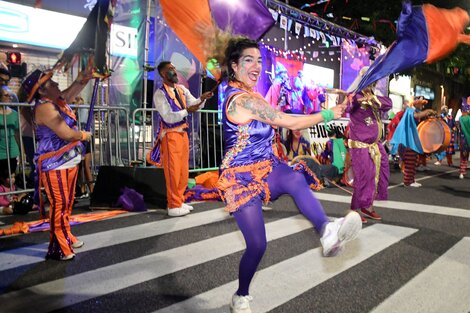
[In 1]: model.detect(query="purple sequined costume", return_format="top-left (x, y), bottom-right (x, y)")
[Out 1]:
top-left (217, 83), bottom-right (328, 297)
top-left (346, 92), bottom-right (392, 210)
top-left (35, 99), bottom-right (84, 260)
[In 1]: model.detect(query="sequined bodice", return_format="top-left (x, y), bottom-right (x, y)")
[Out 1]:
top-left (221, 86), bottom-right (275, 168)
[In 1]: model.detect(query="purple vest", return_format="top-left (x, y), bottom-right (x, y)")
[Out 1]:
top-left (148, 85), bottom-right (188, 166)
top-left (34, 100), bottom-right (84, 172)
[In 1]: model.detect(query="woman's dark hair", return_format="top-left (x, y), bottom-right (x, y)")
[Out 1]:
top-left (224, 37), bottom-right (259, 81)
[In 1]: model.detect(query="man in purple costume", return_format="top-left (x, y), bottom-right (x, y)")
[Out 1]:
top-left (346, 68), bottom-right (392, 223)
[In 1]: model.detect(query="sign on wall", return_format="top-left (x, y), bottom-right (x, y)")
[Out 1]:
top-left (0, 1), bottom-right (137, 58)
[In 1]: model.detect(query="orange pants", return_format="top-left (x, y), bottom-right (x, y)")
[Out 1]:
top-left (161, 131), bottom-right (189, 208)
top-left (42, 166), bottom-right (79, 259)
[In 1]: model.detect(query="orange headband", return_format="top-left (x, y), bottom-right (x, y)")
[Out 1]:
top-left (26, 71), bottom-right (53, 103)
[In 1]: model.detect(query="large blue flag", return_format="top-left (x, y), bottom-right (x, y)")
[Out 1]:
top-left (353, 1), bottom-right (470, 93)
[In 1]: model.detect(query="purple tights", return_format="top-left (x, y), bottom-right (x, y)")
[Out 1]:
top-left (233, 162), bottom-right (329, 296)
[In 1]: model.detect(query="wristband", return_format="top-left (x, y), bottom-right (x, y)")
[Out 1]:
top-left (320, 109), bottom-right (334, 132)
top-left (320, 109), bottom-right (334, 123)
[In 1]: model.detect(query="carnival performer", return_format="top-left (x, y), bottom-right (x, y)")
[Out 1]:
top-left (264, 63), bottom-right (292, 112)
top-left (147, 61), bottom-right (213, 217)
top-left (434, 105), bottom-right (456, 166)
top-left (457, 96), bottom-right (470, 179)
top-left (345, 68), bottom-right (392, 223)
top-left (18, 68), bottom-right (93, 261)
top-left (290, 70), bottom-right (305, 114)
top-left (390, 96), bottom-right (436, 187)
top-left (212, 37), bottom-right (361, 313)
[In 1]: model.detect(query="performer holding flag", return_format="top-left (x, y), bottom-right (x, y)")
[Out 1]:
top-left (17, 0), bottom-right (116, 261)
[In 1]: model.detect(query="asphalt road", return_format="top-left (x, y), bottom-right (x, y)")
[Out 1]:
top-left (0, 160), bottom-right (469, 313)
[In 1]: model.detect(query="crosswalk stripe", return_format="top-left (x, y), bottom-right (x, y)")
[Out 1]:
top-left (388, 168), bottom-right (459, 189)
top-left (0, 215), bottom-right (316, 313)
top-left (370, 237), bottom-right (470, 313)
top-left (0, 207), bottom-right (230, 271)
top-left (153, 224), bottom-right (417, 313)
top-left (314, 193), bottom-right (470, 219)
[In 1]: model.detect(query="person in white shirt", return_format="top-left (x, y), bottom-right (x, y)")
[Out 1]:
top-left (147, 61), bottom-right (213, 216)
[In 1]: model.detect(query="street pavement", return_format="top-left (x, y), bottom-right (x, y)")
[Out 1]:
top-left (0, 161), bottom-right (469, 313)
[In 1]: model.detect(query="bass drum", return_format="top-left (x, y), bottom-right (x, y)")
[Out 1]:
top-left (341, 152), bottom-right (354, 187)
top-left (417, 118), bottom-right (451, 153)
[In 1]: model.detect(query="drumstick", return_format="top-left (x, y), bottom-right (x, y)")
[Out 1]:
top-left (324, 177), bottom-right (353, 195)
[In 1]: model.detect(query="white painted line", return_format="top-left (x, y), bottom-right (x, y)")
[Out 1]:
top-left (154, 224), bottom-right (417, 313)
top-left (388, 168), bottom-right (459, 189)
top-left (0, 207), bottom-right (229, 271)
top-left (0, 215), bottom-right (316, 313)
top-left (371, 237), bottom-right (470, 313)
top-left (314, 193), bottom-right (470, 219)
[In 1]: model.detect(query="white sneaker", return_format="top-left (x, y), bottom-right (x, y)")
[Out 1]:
top-left (459, 173), bottom-right (464, 179)
top-left (60, 253), bottom-right (75, 261)
top-left (72, 240), bottom-right (84, 249)
top-left (262, 206), bottom-right (273, 211)
top-left (182, 203), bottom-right (194, 211)
top-left (167, 207), bottom-right (190, 217)
top-left (405, 182), bottom-right (422, 187)
top-left (230, 294), bottom-right (253, 313)
top-left (320, 211), bottom-right (362, 257)
top-left (434, 161), bottom-right (441, 166)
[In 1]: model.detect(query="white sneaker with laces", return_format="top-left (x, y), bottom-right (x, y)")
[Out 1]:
top-left (230, 294), bottom-right (253, 313)
top-left (320, 211), bottom-right (362, 257)
top-left (182, 203), bottom-right (194, 211)
top-left (167, 207), bottom-right (190, 217)
top-left (459, 173), bottom-right (464, 179)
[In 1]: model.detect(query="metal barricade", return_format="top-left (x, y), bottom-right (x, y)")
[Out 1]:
top-left (0, 102), bottom-right (131, 200)
top-left (131, 109), bottom-right (223, 173)
top-left (0, 102), bottom-right (36, 197)
top-left (75, 105), bottom-right (131, 168)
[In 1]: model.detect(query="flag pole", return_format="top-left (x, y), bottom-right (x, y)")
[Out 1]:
top-left (86, 78), bottom-right (100, 132)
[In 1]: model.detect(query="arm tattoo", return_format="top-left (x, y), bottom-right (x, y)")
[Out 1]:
top-left (237, 95), bottom-right (282, 122)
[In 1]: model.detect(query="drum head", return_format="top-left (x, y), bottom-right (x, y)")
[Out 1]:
top-left (418, 119), bottom-right (449, 153)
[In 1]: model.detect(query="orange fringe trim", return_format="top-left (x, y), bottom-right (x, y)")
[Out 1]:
top-left (217, 159), bottom-right (272, 213)
top-left (293, 160), bottom-right (323, 191)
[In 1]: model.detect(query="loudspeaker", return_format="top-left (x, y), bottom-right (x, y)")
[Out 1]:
top-left (90, 166), bottom-right (167, 209)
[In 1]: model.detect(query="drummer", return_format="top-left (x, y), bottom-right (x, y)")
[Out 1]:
top-left (390, 96), bottom-right (436, 187)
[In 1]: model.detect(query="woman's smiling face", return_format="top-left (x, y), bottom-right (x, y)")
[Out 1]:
top-left (232, 47), bottom-right (262, 89)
